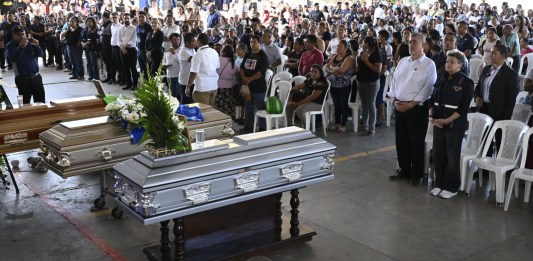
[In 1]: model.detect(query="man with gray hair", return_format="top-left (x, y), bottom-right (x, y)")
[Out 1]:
top-left (261, 29), bottom-right (282, 72)
top-left (388, 33), bottom-right (437, 186)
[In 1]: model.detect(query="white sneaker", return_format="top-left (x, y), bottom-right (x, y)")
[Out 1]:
top-left (439, 190), bottom-right (457, 199)
top-left (430, 187), bottom-right (442, 196)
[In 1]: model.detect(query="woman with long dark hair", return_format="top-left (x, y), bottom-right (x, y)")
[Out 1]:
top-left (356, 36), bottom-right (383, 135)
top-left (146, 18), bottom-right (164, 77)
top-left (286, 64), bottom-right (328, 128)
top-left (81, 16), bottom-right (99, 81)
top-left (326, 40), bottom-right (354, 132)
top-left (215, 45), bottom-right (239, 118)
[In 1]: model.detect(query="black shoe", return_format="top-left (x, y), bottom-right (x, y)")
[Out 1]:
top-left (122, 85), bottom-right (132, 90)
top-left (410, 178), bottom-right (422, 186)
top-left (101, 78), bottom-right (110, 83)
top-left (69, 76), bottom-right (78, 79)
top-left (56, 66), bottom-right (63, 70)
top-left (119, 82), bottom-right (127, 87)
top-left (43, 63), bottom-right (48, 67)
top-left (389, 173), bottom-right (408, 180)
top-left (108, 80), bottom-right (116, 85)
top-left (236, 127), bottom-right (252, 135)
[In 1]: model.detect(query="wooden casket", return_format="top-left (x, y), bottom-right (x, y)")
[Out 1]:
top-left (0, 96), bottom-right (107, 155)
top-left (38, 104), bottom-right (233, 178)
top-left (113, 127), bottom-right (335, 260)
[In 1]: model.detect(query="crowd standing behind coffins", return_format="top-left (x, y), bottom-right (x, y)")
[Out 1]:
top-left (2, 0), bottom-right (533, 197)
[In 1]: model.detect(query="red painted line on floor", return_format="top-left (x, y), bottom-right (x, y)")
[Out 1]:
top-left (15, 174), bottom-right (128, 261)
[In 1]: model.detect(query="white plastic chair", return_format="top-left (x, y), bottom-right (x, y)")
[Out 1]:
top-left (465, 120), bottom-right (529, 206)
top-left (424, 122), bottom-right (434, 177)
top-left (458, 113), bottom-right (494, 193)
top-left (516, 91), bottom-right (529, 104)
top-left (382, 72), bottom-right (394, 127)
top-left (254, 81), bottom-right (292, 132)
top-left (292, 81), bottom-right (331, 136)
top-left (263, 69), bottom-right (274, 101)
top-left (504, 127), bottom-right (533, 211)
top-left (506, 57), bottom-right (514, 68)
top-left (277, 54), bottom-right (288, 73)
top-left (266, 71), bottom-right (292, 100)
top-left (511, 103), bottom-right (533, 124)
top-left (290, 76), bottom-right (306, 86)
top-left (469, 57), bottom-right (485, 85)
top-left (518, 53), bottom-right (533, 76)
top-left (348, 75), bottom-right (361, 132)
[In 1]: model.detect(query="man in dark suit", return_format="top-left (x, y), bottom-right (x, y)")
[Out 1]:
top-left (474, 44), bottom-right (518, 122)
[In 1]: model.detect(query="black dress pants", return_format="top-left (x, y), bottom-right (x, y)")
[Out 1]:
top-left (14, 74), bottom-right (45, 103)
top-left (102, 45), bottom-right (114, 80)
top-left (112, 46), bottom-right (124, 83)
top-left (395, 104), bottom-right (428, 180)
top-left (121, 47), bottom-right (139, 86)
top-left (432, 126), bottom-right (465, 192)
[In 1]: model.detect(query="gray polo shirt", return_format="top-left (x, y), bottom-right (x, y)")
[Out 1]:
top-left (261, 41), bottom-right (282, 66)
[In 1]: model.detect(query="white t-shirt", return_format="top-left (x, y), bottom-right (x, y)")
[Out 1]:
top-left (161, 25), bottom-right (180, 49)
top-left (178, 47), bottom-right (196, 85)
top-left (189, 46), bottom-right (220, 92)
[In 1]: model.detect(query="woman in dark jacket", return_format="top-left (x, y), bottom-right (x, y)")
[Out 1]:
top-left (81, 16), bottom-right (99, 81)
top-left (428, 50), bottom-right (474, 199)
top-left (146, 18), bottom-right (164, 77)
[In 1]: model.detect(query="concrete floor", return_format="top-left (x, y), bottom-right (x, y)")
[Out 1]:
top-left (2, 66), bottom-right (533, 261)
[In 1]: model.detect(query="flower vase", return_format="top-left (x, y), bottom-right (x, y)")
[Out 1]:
top-left (130, 126), bottom-right (146, 144)
top-left (119, 119), bottom-right (129, 130)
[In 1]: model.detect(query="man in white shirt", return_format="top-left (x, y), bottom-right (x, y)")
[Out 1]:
top-left (110, 12), bottom-right (123, 85)
top-left (178, 32), bottom-right (196, 104)
top-left (161, 15), bottom-right (179, 50)
top-left (119, 13), bottom-right (138, 90)
top-left (185, 33), bottom-right (220, 106)
top-left (165, 33), bottom-right (182, 101)
top-left (388, 33), bottom-right (437, 186)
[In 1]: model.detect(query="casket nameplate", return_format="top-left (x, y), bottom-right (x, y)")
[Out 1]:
top-left (4, 132), bottom-right (28, 145)
top-left (321, 153), bottom-right (335, 172)
top-left (234, 171), bottom-right (260, 193)
top-left (280, 162), bottom-right (303, 182)
top-left (184, 182), bottom-right (211, 205)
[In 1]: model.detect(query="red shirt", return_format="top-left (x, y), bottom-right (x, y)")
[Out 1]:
top-left (298, 49), bottom-right (324, 76)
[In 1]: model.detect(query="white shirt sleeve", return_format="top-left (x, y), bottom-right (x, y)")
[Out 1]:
top-left (190, 52), bottom-right (200, 74)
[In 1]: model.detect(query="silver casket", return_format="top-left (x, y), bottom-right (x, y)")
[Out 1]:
top-left (113, 127), bottom-right (336, 225)
top-left (39, 104), bottom-right (233, 178)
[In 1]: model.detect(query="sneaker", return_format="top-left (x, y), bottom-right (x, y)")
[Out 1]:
top-left (430, 187), bottom-right (442, 196)
top-left (439, 190), bottom-right (457, 199)
top-left (338, 126), bottom-right (347, 132)
top-left (63, 68), bottom-right (72, 72)
top-left (77, 76), bottom-right (85, 80)
top-left (366, 130), bottom-right (375, 136)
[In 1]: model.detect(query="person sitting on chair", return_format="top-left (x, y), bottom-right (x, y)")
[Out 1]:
top-left (286, 64), bottom-right (328, 128)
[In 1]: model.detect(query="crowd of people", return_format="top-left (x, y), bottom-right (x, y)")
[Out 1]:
top-left (3, 0), bottom-right (533, 198)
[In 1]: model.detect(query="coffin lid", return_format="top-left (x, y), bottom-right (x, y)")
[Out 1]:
top-left (114, 127), bottom-right (336, 192)
top-left (39, 116), bottom-right (129, 147)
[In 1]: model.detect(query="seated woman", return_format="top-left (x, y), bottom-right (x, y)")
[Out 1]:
top-left (286, 64), bottom-right (328, 128)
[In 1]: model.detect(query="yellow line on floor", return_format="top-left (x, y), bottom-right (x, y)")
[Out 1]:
top-left (335, 145), bottom-right (396, 163)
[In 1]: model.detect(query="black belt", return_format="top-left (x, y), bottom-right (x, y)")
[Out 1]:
top-left (19, 73), bottom-right (39, 79)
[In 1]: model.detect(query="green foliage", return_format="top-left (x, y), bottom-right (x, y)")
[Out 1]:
top-left (134, 69), bottom-right (188, 151)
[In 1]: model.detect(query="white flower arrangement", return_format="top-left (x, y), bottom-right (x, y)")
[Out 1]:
top-left (105, 96), bottom-right (147, 128)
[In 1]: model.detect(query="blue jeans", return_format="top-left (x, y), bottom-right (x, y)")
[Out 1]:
top-left (170, 77), bottom-right (181, 101)
top-left (138, 51), bottom-right (148, 77)
top-left (245, 92), bottom-right (266, 130)
top-left (68, 45), bottom-right (84, 77)
top-left (63, 45), bottom-right (71, 70)
top-left (84, 49), bottom-right (99, 80)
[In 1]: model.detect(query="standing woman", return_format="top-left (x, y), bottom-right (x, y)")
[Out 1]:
top-left (428, 51), bottom-right (473, 199)
top-left (356, 37), bottom-right (383, 135)
top-left (81, 17), bottom-right (99, 81)
top-left (215, 45), bottom-right (239, 118)
top-left (146, 18), bottom-right (164, 77)
top-left (478, 27), bottom-right (500, 66)
top-left (326, 40), bottom-right (354, 132)
top-left (61, 17), bottom-right (84, 80)
top-left (326, 24), bottom-right (350, 58)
